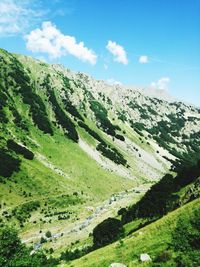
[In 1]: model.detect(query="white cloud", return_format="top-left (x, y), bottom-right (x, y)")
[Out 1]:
top-left (104, 64), bottom-right (108, 70)
top-left (107, 78), bottom-right (122, 86)
top-left (25, 21), bottom-right (97, 65)
top-left (0, 0), bottom-right (45, 36)
top-left (106, 40), bottom-right (128, 65)
top-left (139, 55), bottom-right (148, 64)
top-left (151, 77), bottom-right (170, 90)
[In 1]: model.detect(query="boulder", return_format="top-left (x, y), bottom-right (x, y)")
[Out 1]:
top-left (140, 253), bottom-right (152, 262)
top-left (109, 263), bottom-right (127, 267)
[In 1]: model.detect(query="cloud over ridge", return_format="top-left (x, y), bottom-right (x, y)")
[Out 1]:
top-left (106, 40), bottom-right (128, 65)
top-left (25, 21), bottom-right (97, 65)
top-left (151, 77), bottom-right (170, 90)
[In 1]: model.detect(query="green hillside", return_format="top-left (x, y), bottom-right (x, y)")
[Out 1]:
top-left (0, 48), bottom-right (200, 266)
top-left (71, 198), bottom-right (200, 267)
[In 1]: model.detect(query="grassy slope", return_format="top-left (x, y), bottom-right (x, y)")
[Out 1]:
top-left (1, 49), bottom-right (192, 257)
top-left (0, 51), bottom-right (140, 252)
top-left (0, 50), bottom-right (164, 217)
top-left (70, 198), bottom-right (200, 267)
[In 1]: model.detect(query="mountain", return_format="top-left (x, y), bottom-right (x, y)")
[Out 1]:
top-left (0, 48), bottom-right (200, 265)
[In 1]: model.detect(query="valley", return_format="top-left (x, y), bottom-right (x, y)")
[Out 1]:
top-left (0, 48), bottom-right (200, 266)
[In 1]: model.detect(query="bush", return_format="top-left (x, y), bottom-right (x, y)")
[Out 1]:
top-left (154, 250), bottom-right (172, 263)
top-left (62, 96), bottom-right (84, 121)
top-left (172, 210), bottom-right (200, 252)
top-left (78, 120), bottom-right (106, 144)
top-left (93, 217), bottom-right (124, 248)
top-left (45, 231), bottom-right (52, 238)
top-left (175, 252), bottom-right (197, 267)
top-left (172, 209), bottom-right (200, 266)
top-left (12, 201), bottom-right (40, 224)
top-left (0, 148), bottom-right (21, 178)
top-left (0, 108), bottom-right (8, 123)
top-left (115, 134), bottom-right (125, 141)
top-left (60, 246), bottom-right (93, 262)
top-left (117, 208), bottom-right (127, 216)
top-left (96, 142), bottom-right (127, 166)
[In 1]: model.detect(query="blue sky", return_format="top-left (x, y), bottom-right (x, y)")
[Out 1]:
top-left (0, 0), bottom-right (200, 106)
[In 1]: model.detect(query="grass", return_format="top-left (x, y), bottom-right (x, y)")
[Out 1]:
top-left (69, 198), bottom-right (200, 267)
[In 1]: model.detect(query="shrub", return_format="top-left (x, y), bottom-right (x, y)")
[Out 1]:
top-left (12, 201), bottom-right (40, 224)
top-left (45, 231), bottom-right (52, 238)
top-left (60, 246), bottom-right (93, 262)
top-left (154, 250), bottom-right (172, 263)
top-left (78, 120), bottom-right (106, 144)
top-left (118, 208), bottom-right (127, 216)
top-left (172, 210), bottom-right (200, 252)
top-left (115, 134), bottom-right (125, 141)
top-left (62, 96), bottom-right (84, 121)
top-left (0, 148), bottom-right (21, 178)
top-left (93, 217), bottom-right (124, 248)
top-left (96, 142), bottom-right (127, 166)
top-left (122, 160), bottom-right (200, 223)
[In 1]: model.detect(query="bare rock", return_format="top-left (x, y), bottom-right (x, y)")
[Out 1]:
top-left (140, 253), bottom-right (152, 262)
top-left (109, 263), bottom-right (127, 267)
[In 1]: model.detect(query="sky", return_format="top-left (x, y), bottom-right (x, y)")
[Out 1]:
top-left (0, 0), bottom-right (200, 106)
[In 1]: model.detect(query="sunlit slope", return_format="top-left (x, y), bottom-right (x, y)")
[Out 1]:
top-left (0, 47), bottom-right (200, 253)
top-left (71, 198), bottom-right (200, 267)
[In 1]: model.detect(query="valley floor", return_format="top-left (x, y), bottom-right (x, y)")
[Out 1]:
top-left (21, 184), bottom-right (150, 256)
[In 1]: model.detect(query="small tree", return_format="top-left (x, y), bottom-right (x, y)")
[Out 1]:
top-left (117, 208), bottom-right (126, 216)
top-left (45, 230), bottom-right (52, 238)
top-left (93, 217), bottom-right (123, 248)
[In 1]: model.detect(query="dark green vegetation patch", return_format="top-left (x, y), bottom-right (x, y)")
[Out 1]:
top-left (0, 54), bottom-right (53, 134)
top-left (90, 100), bottom-right (121, 138)
top-left (97, 142), bottom-right (127, 166)
top-left (7, 139), bottom-right (34, 160)
top-left (0, 227), bottom-right (59, 267)
top-left (12, 201), bottom-right (40, 224)
top-left (0, 148), bottom-right (21, 178)
top-left (93, 217), bottom-right (123, 248)
top-left (122, 159), bottom-right (200, 223)
top-left (44, 75), bottom-right (79, 142)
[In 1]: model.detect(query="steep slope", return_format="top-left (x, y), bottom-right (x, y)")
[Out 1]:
top-left (58, 159), bottom-right (200, 266)
top-left (72, 198), bottom-right (200, 267)
top-left (0, 48), bottom-right (200, 254)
